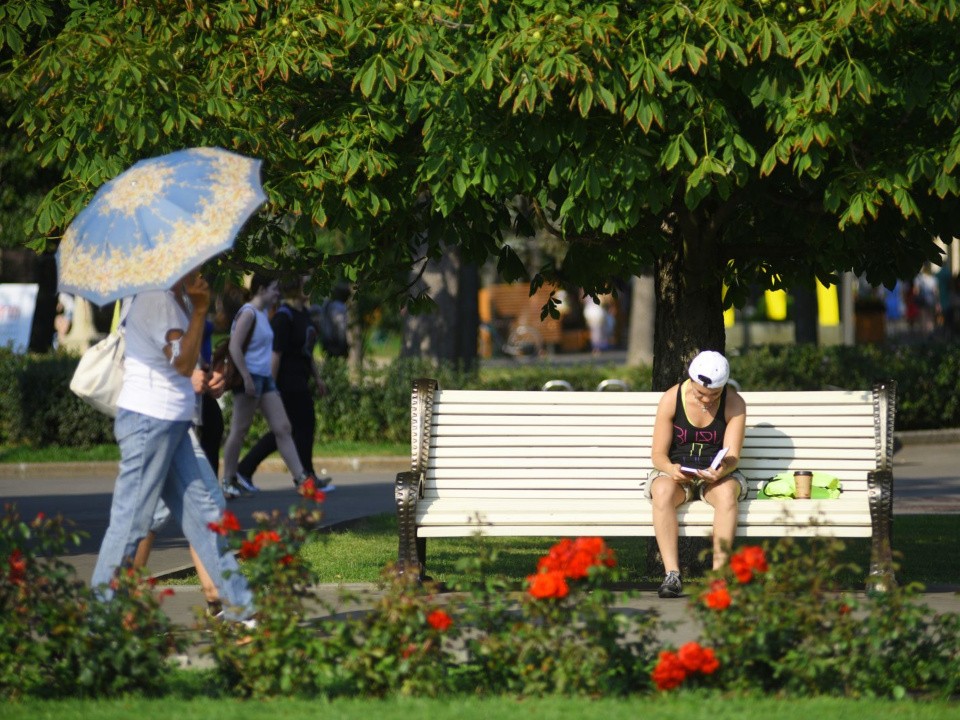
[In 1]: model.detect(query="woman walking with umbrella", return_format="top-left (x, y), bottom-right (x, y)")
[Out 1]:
top-left (58, 147), bottom-right (266, 621)
top-left (90, 269), bottom-right (254, 620)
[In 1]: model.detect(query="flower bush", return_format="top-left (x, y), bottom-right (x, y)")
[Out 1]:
top-left (6, 493), bottom-right (960, 702)
top-left (693, 538), bottom-right (960, 699)
top-left (204, 521), bottom-right (661, 699)
top-left (0, 503), bottom-right (180, 700)
top-left (204, 484), bottom-right (328, 698)
top-left (452, 536), bottom-right (658, 697)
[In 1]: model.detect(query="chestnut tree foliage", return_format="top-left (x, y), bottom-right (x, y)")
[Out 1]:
top-left (2, 0), bottom-right (958, 384)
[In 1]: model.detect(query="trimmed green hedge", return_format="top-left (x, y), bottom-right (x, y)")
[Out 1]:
top-left (2, 341), bottom-right (958, 448)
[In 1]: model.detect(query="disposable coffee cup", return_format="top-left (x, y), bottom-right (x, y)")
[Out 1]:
top-left (794, 471), bottom-right (813, 499)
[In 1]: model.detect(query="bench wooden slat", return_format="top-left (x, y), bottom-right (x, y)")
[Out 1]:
top-left (432, 425), bottom-right (876, 439)
top-left (429, 445), bottom-right (878, 459)
top-left (425, 457), bottom-right (877, 475)
top-left (433, 403), bottom-right (874, 418)
top-left (417, 508), bottom-right (870, 529)
top-left (433, 415), bottom-right (875, 427)
top-left (418, 525), bottom-right (874, 538)
top-left (431, 435), bottom-right (877, 449)
top-left (423, 488), bottom-right (871, 500)
top-left (435, 389), bottom-right (873, 404)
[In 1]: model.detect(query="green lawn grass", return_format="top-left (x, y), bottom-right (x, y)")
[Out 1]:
top-left (0, 440), bottom-right (406, 464)
top-left (298, 513), bottom-right (959, 588)
top-left (6, 693), bottom-right (960, 720)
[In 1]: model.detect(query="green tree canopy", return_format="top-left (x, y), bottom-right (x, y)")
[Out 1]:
top-left (3, 0), bottom-right (958, 384)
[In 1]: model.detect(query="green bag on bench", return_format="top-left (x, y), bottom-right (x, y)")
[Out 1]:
top-left (757, 472), bottom-right (842, 500)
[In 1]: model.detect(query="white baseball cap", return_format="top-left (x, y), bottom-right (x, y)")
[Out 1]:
top-left (688, 351), bottom-right (730, 389)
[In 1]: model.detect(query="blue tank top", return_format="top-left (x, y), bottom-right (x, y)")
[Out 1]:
top-left (669, 383), bottom-right (727, 469)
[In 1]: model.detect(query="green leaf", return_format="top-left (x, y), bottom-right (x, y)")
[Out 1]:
top-left (662, 137), bottom-right (681, 171)
top-left (497, 246), bottom-right (528, 282)
top-left (760, 147), bottom-right (778, 176)
top-left (577, 84), bottom-right (594, 117)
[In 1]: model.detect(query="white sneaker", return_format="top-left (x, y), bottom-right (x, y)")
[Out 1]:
top-left (235, 473), bottom-right (260, 495)
top-left (221, 477), bottom-right (242, 500)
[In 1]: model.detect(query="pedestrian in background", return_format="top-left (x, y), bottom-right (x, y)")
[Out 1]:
top-left (221, 273), bottom-right (318, 498)
top-left (235, 275), bottom-right (334, 493)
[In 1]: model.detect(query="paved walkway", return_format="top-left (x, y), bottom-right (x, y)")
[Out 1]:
top-left (2, 437), bottom-right (959, 668)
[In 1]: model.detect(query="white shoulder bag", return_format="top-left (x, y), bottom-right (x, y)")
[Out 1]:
top-left (69, 303), bottom-right (128, 417)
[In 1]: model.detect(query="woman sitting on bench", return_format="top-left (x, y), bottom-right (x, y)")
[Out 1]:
top-left (646, 351), bottom-right (747, 598)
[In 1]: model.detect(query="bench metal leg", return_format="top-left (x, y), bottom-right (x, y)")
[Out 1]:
top-left (396, 471), bottom-right (424, 578)
top-left (867, 468), bottom-right (896, 591)
top-left (416, 537), bottom-right (427, 579)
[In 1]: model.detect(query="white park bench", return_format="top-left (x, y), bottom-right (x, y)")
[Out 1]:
top-left (395, 378), bottom-right (897, 589)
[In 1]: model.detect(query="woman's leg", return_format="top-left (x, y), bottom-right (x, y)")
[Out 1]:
top-left (91, 411), bottom-right (188, 592)
top-left (236, 430), bottom-right (277, 481)
top-left (702, 476), bottom-right (742, 569)
top-left (198, 393), bottom-right (224, 475)
top-left (221, 392), bottom-right (260, 480)
top-left (161, 431), bottom-right (254, 619)
top-left (188, 428), bottom-right (221, 605)
top-left (649, 475), bottom-right (688, 574)
top-left (282, 389), bottom-right (316, 474)
top-left (259, 391), bottom-right (304, 480)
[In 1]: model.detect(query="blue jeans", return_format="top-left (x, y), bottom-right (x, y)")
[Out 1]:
top-left (92, 409), bottom-right (254, 618)
top-left (150, 427), bottom-right (224, 532)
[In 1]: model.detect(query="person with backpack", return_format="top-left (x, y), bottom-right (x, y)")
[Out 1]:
top-left (231, 274), bottom-right (335, 495)
top-left (312, 282), bottom-right (350, 358)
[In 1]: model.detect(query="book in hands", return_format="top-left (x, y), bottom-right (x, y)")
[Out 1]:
top-left (680, 447), bottom-right (729, 475)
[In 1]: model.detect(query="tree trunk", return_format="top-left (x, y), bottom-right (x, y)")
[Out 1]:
top-left (401, 243), bottom-right (479, 369)
top-left (29, 252), bottom-right (59, 353)
top-left (626, 272), bottom-right (655, 372)
top-left (652, 221), bottom-right (726, 392)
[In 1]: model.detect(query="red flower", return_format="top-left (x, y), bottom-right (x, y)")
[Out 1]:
top-left (256, 530), bottom-right (282, 546)
top-left (729, 545), bottom-right (768, 584)
top-left (401, 642), bottom-right (418, 658)
top-left (159, 588), bottom-right (175, 599)
top-left (839, 603), bottom-right (851, 615)
top-left (703, 579), bottom-right (732, 610)
top-left (8, 549), bottom-right (26, 585)
top-left (208, 510), bottom-right (242, 536)
top-left (537, 538), bottom-right (573, 574)
top-left (238, 530), bottom-right (285, 560)
top-left (299, 478), bottom-right (327, 503)
top-left (678, 642), bottom-right (720, 675)
top-left (239, 539), bottom-right (261, 559)
top-left (536, 537), bottom-right (616, 580)
top-left (699, 647), bottom-right (720, 675)
top-left (527, 570), bottom-right (570, 600)
top-left (652, 650), bottom-right (688, 690)
top-left (427, 609), bottom-right (452, 631)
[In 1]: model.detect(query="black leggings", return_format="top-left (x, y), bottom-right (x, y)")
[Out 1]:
top-left (237, 388), bottom-right (316, 479)
top-left (197, 393), bottom-right (224, 476)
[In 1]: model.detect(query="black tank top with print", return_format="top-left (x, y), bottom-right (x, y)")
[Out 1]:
top-left (668, 383), bottom-right (728, 469)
